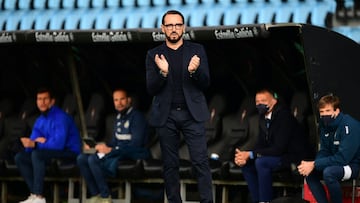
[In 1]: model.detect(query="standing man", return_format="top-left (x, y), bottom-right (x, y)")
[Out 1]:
top-left (15, 87), bottom-right (81, 203)
top-left (234, 89), bottom-right (313, 203)
top-left (77, 88), bottom-right (150, 203)
top-left (145, 10), bottom-right (213, 203)
top-left (297, 94), bottom-right (360, 203)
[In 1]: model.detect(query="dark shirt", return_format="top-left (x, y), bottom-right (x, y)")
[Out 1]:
top-left (167, 45), bottom-right (186, 105)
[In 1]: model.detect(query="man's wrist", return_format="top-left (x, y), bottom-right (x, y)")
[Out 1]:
top-left (159, 70), bottom-right (168, 77)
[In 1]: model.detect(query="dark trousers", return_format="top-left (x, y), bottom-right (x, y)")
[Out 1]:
top-left (77, 153), bottom-right (110, 198)
top-left (157, 109), bottom-right (213, 203)
top-left (15, 149), bottom-right (78, 195)
top-left (306, 165), bottom-right (359, 203)
top-left (241, 156), bottom-right (282, 203)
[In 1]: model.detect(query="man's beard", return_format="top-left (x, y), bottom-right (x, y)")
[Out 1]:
top-left (166, 32), bottom-right (183, 43)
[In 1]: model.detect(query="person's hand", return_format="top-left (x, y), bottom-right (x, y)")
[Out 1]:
top-left (34, 137), bottom-right (46, 143)
top-left (95, 143), bottom-right (112, 154)
top-left (20, 137), bottom-right (36, 148)
top-left (297, 160), bottom-right (315, 176)
top-left (234, 148), bottom-right (250, 166)
top-left (188, 55), bottom-right (200, 73)
top-left (155, 54), bottom-right (169, 75)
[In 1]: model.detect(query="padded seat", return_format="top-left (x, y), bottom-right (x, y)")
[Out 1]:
top-left (293, 2), bottom-right (314, 24)
top-left (5, 10), bottom-right (27, 31)
top-left (79, 8), bottom-right (103, 30)
top-left (49, 9), bottom-right (72, 30)
top-left (84, 93), bottom-right (105, 140)
top-left (33, 0), bottom-right (47, 9)
top-left (18, 0), bottom-right (32, 10)
top-left (34, 9), bottom-right (58, 30)
top-left (47, 0), bottom-right (62, 9)
top-left (109, 8), bottom-right (131, 29)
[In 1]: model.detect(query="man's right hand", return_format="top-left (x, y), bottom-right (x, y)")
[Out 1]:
top-left (234, 148), bottom-right (250, 166)
top-left (155, 54), bottom-right (169, 75)
top-left (20, 137), bottom-right (36, 148)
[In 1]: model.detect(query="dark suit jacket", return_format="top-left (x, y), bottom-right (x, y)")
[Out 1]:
top-left (253, 102), bottom-right (314, 166)
top-left (145, 40), bottom-right (210, 127)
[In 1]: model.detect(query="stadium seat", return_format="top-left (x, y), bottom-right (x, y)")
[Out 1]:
top-left (79, 8), bottom-right (103, 30)
top-left (34, 9), bottom-right (57, 30)
top-left (241, 2), bottom-right (261, 24)
top-left (206, 4), bottom-right (228, 27)
top-left (188, 5), bottom-right (208, 27)
top-left (141, 7), bottom-right (166, 28)
top-left (64, 9), bottom-right (87, 30)
top-left (222, 2), bottom-right (249, 25)
top-left (185, 0), bottom-right (199, 5)
top-left (62, 0), bottom-right (76, 9)
top-left (84, 93), bottom-right (106, 140)
top-left (92, 0), bottom-right (106, 8)
top-left (48, 0), bottom-right (61, 9)
top-left (19, 10), bottom-right (40, 30)
top-left (49, 9), bottom-right (72, 30)
top-left (0, 98), bottom-right (14, 140)
top-left (153, 0), bottom-right (167, 7)
top-left (77, 0), bottom-right (91, 8)
top-left (18, 0), bottom-right (32, 9)
top-left (125, 7), bottom-right (145, 29)
top-left (137, 0), bottom-right (152, 7)
top-left (168, 0), bottom-right (184, 6)
top-left (0, 10), bottom-right (11, 31)
top-left (5, 10), bottom-right (27, 31)
top-left (94, 8), bottom-right (116, 29)
top-left (311, 2), bottom-right (334, 27)
top-left (33, 0), bottom-right (47, 9)
top-left (293, 1), bottom-right (313, 24)
top-left (274, 2), bottom-right (296, 23)
top-left (3, 0), bottom-right (17, 10)
top-left (106, 0), bottom-right (121, 7)
top-left (258, 2), bottom-right (278, 24)
top-left (122, 0), bottom-right (136, 7)
top-left (109, 8), bottom-right (130, 29)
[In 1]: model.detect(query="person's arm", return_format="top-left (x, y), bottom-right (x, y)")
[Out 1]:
top-left (145, 49), bottom-right (168, 96)
top-left (126, 111), bottom-right (148, 148)
top-left (315, 118), bottom-right (360, 170)
top-left (187, 44), bottom-right (210, 91)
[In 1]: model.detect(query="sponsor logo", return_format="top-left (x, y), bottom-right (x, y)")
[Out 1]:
top-left (91, 31), bottom-right (131, 42)
top-left (0, 32), bottom-right (14, 43)
top-left (35, 32), bottom-right (73, 42)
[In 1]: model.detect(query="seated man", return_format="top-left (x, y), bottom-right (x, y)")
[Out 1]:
top-left (15, 87), bottom-right (82, 203)
top-left (234, 88), bottom-right (314, 203)
top-left (77, 88), bottom-right (150, 203)
top-left (297, 94), bottom-right (360, 203)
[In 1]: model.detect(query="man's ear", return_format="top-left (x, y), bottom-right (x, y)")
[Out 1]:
top-left (127, 97), bottom-right (132, 105)
top-left (50, 98), bottom-right (56, 106)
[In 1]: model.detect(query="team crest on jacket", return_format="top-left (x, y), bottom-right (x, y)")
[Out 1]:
top-left (124, 120), bottom-right (130, 128)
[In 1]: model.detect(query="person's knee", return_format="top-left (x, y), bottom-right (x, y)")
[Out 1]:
top-left (77, 154), bottom-right (88, 165)
top-left (88, 154), bottom-right (99, 165)
top-left (323, 166), bottom-right (342, 182)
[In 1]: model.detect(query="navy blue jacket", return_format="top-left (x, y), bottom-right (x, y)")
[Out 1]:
top-left (145, 40), bottom-right (210, 127)
top-left (315, 112), bottom-right (360, 170)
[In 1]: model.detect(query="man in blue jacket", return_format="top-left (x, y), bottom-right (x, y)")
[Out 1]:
top-left (77, 88), bottom-right (149, 203)
top-left (15, 87), bottom-right (81, 203)
top-left (298, 94), bottom-right (360, 203)
top-left (145, 9), bottom-right (213, 203)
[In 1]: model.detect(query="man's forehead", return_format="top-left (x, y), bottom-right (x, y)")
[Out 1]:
top-left (164, 14), bottom-right (182, 22)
